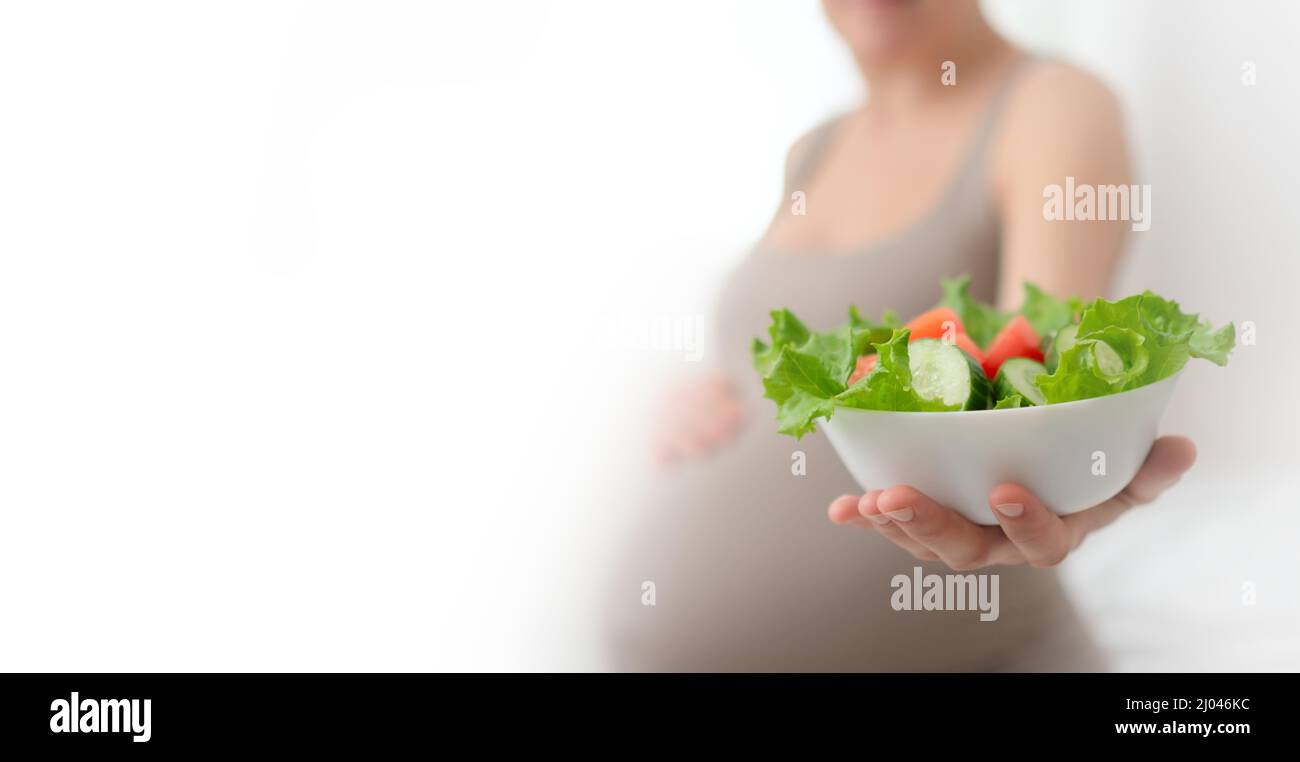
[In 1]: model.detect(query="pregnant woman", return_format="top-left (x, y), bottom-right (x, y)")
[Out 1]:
top-left (605, 0), bottom-right (1196, 670)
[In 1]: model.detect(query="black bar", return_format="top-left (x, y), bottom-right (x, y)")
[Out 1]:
top-left (0, 673), bottom-right (1291, 751)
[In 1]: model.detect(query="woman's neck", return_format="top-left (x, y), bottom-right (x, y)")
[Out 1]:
top-left (856, 17), bottom-right (1015, 116)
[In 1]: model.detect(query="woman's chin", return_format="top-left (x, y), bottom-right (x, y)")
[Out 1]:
top-left (844, 34), bottom-right (919, 66)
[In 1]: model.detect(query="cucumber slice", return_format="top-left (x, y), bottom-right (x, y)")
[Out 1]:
top-left (909, 339), bottom-right (993, 410)
top-left (1091, 340), bottom-right (1125, 378)
top-left (994, 357), bottom-right (1047, 406)
top-left (1044, 323), bottom-right (1079, 373)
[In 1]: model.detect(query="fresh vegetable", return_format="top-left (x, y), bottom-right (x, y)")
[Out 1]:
top-left (937, 276), bottom-right (1010, 347)
top-left (848, 330), bottom-right (983, 398)
top-left (1035, 291), bottom-right (1235, 404)
top-left (750, 277), bottom-right (1234, 438)
top-left (908, 339), bottom-right (993, 411)
top-left (751, 306), bottom-right (905, 437)
top-left (847, 353), bottom-right (877, 386)
top-left (836, 329), bottom-right (959, 413)
top-left (993, 357), bottom-right (1047, 406)
top-left (936, 276), bottom-right (1080, 347)
top-left (950, 332), bottom-right (985, 363)
top-left (904, 307), bottom-right (965, 341)
top-left (1043, 323), bottom-right (1079, 373)
top-left (981, 315), bottom-right (1044, 379)
top-left (1019, 282), bottom-right (1083, 338)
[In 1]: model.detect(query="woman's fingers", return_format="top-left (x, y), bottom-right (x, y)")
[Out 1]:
top-left (990, 436), bottom-right (1198, 560)
top-left (653, 378), bottom-right (746, 464)
top-left (827, 494), bottom-right (865, 525)
top-left (705, 399), bottom-right (744, 439)
top-left (986, 483), bottom-right (1073, 567)
top-left (829, 437), bottom-right (1199, 569)
top-left (1118, 435), bottom-right (1197, 504)
top-left (1065, 435), bottom-right (1198, 538)
top-left (876, 485), bottom-right (1018, 569)
top-left (827, 492), bottom-right (938, 561)
top-left (856, 490), bottom-right (938, 560)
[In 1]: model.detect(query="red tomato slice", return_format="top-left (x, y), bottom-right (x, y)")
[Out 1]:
top-left (950, 332), bottom-right (985, 363)
top-left (981, 315), bottom-right (1044, 378)
top-left (847, 353), bottom-right (877, 386)
top-left (904, 307), bottom-right (965, 342)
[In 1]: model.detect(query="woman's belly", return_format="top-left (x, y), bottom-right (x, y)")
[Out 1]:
top-left (602, 418), bottom-right (1104, 671)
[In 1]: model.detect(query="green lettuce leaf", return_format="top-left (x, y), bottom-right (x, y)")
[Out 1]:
top-left (752, 321), bottom-right (959, 437)
top-left (753, 309), bottom-right (888, 437)
top-left (937, 275), bottom-right (1081, 346)
top-left (1036, 345), bottom-right (1117, 402)
top-left (751, 308), bottom-right (811, 375)
top-left (761, 350), bottom-right (839, 437)
top-left (760, 331), bottom-right (854, 437)
top-left (1036, 291), bottom-right (1234, 403)
top-left (937, 275), bottom-right (1010, 347)
top-left (847, 305), bottom-right (902, 354)
top-left (1019, 282), bottom-right (1082, 338)
top-left (848, 304), bottom-right (900, 330)
top-left (834, 328), bottom-right (956, 413)
top-left (992, 394), bottom-right (1025, 409)
top-left (835, 330), bottom-right (917, 411)
top-left (1188, 322), bottom-right (1236, 365)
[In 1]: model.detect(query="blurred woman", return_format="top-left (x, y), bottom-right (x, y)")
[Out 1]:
top-left (606, 0), bottom-right (1195, 670)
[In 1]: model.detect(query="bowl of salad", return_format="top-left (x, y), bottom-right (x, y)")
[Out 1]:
top-left (751, 276), bottom-right (1235, 525)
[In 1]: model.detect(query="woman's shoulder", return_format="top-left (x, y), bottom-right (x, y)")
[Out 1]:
top-left (780, 113), bottom-right (843, 191)
top-left (992, 57), bottom-right (1131, 193)
top-left (1000, 58), bottom-right (1128, 157)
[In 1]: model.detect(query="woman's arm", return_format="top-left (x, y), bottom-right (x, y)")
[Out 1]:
top-left (991, 62), bottom-right (1133, 309)
top-left (827, 63), bottom-right (1196, 569)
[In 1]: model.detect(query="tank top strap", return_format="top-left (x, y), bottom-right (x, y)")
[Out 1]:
top-left (783, 111), bottom-right (851, 195)
top-left (954, 54), bottom-right (1037, 177)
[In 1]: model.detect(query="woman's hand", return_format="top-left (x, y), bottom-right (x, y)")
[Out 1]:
top-left (826, 436), bottom-right (1196, 570)
top-left (652, 371), bottom-right (745, 466)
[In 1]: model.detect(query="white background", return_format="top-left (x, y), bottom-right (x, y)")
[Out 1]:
top-left (1, 1), bottom-right (1296, 670)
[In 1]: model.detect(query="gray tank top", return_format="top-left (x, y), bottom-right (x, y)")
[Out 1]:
top-left (716, 60), bottom-right (1031, 392)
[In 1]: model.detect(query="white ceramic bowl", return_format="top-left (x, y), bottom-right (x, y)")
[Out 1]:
top-left (819, 372), bottom-right (1182, 525)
